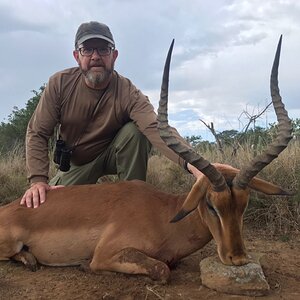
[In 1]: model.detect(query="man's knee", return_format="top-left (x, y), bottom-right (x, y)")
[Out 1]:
top-left (118, 123), bottom-right (151, 148)
top-left (121, 122), bottom-right (144, 140)
top-left (114, 123), bottom-right (151, 181)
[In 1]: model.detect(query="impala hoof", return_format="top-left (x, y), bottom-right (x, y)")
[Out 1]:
top-left (12, 250), bottom-right (38, 272)
top-left (149, 262), bottom-right (170, 284)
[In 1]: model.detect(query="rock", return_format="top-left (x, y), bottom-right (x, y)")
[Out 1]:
top-left (200, 253), bottom-right (270, 297)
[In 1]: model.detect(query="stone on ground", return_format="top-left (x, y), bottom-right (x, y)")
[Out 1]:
top-left (200, 253), bottom-right (270, 296)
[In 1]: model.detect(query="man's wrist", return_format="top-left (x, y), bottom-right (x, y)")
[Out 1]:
top-left (29, 176), bottom-right (48, 186)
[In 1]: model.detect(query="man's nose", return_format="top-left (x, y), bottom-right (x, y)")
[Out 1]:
top-left (91, 49), bottom-right (102, 60)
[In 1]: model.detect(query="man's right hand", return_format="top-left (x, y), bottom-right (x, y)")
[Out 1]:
top-left (20, 182), bottom-right (64, 208)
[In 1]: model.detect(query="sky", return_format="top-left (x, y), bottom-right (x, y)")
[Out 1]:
top-left (0, 0), bottom-right (299, 141)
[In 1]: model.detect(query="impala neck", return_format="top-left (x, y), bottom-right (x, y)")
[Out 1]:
top-left (159, 194), bottom-right (213, 264)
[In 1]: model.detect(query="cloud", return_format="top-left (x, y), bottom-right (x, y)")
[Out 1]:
top-left (0, 0), bottom-right (299, 140)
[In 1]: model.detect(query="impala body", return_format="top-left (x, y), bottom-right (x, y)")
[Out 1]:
top-left (0, 165), bottom-right (290, 282)
top-left (0, 37), bottom-right (293, 282)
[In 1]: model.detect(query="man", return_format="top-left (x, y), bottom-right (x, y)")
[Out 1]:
top-left (21, 21), bottom-right (196, 208)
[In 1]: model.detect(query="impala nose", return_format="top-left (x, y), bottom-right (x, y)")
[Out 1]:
top-left (229, 253), bottom-right (249, 266)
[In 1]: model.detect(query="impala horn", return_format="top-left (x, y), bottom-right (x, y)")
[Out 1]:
top-left (157, 39), bottom-right (227, 192)
top-left (233, 35), bottom-right (293, 189)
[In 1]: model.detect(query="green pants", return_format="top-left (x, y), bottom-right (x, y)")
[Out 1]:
top-left (49, 122), bottom-right (151, 186)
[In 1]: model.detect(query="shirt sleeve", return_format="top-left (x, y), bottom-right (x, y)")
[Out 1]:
top-left (26, 75), bottom-right (61, 183)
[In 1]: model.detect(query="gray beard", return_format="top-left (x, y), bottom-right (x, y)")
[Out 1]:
top-left (85, 68), bottom-right (112, 87)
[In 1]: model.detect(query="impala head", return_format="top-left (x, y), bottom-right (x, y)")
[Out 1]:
top-left (157, 37), bottom-right (293, 266)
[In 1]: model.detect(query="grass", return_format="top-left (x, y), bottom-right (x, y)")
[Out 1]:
top-left (0, 145), bottom-right (28, 204)
top-left (0, 140), bottom-right (299, 234)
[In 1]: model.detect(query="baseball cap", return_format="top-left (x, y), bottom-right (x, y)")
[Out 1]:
top-left (75, 21), bottom-right (115, 48)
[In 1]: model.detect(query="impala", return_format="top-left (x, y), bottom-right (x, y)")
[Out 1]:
top-left (0, 36), bottom-right (293, 283)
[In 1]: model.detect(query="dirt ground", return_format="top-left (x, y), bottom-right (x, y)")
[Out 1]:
top-left (0, 230), bottom-right (299, 300)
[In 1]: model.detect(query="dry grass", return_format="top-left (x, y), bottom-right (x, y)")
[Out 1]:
top-left (0, 145), bottom-right (28, 204)
top-left (0, 141), bottom-right (299, 234)
top-left (227, 141), bottom-right (299, 233)
top-left (147, 155), bottom-right (194, 194)
top-left (148, 140), bottom-right (299, 234)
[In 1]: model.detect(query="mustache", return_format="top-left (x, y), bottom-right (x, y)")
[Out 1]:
top-left (89, 63), bottom-right (105, 68)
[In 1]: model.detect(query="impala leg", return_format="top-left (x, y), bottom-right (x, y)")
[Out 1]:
top-left (11, 249), bottom-right (38, 272)
top-left (0, 232), bottom-right (23, 261)
top-left (0, 234), bottom-right (38, 272)
top-left (89, 247), bottom-right (170, 283)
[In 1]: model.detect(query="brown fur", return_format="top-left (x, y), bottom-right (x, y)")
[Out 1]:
top-left (0, 165), bottom-right (290, 281)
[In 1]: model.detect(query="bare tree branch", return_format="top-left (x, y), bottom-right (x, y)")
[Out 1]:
top-left (233, 101), bottom-right (273, 156)
top-left (199, 102), bottom-right (273, 157)
top-left (199, 119), bottom-right (224, 155)
top-left (239, 102), bottom-right (272, 134)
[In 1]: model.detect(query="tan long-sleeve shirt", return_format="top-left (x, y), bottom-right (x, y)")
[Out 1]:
top-left (26, 68), bottom-right (185, 183)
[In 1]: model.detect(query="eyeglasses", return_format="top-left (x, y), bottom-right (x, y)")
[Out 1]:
top-left (78, 46), bottom-right (114, 57)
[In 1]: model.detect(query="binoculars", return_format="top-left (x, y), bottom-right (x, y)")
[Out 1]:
top-left (53, 139), bottom-right (72, 172)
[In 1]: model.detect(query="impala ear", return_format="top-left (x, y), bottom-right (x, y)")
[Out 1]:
top-left (248, 177), bottom-right (295, 196)
top-left (214, 163), bottom-right (295, 196)
top-left (170, 178), bottom-right (209, 223)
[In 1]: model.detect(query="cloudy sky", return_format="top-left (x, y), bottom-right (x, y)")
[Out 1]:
top-left (0, 0), bottom-right (299, 140)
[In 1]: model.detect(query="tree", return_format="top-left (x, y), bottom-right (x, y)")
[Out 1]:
top-left (199, 120), bottom-right (224, 155)
top-left (217, 130), bottom-right (239, 146)
top-left (0, 86), bottom-right (44, 153)
top-left (200, 102), bottom-right (276, 156)
top-left (185, 135), bottom-right (202, 147)
top-left (292, 118), bottom-right (300, 138)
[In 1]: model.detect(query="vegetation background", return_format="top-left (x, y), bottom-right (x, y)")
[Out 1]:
top-left (0, 88), bottom-right (299, 237)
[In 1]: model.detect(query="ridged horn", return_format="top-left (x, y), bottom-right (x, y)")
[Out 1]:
top-left (233, 35), bottom-right (293, 189)
top-left (157, 39), bottom-right (227, 192)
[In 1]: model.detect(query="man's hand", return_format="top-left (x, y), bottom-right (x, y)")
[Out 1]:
top-left (20, 182), bottom-right (64, 208)
top-left (186, 163), bottom-right (204, 179)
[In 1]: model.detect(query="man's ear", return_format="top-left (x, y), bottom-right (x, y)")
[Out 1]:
top-left (73, 50), bottom-right (80, 64)
top-left (112, 49), bottom-right (118, 62)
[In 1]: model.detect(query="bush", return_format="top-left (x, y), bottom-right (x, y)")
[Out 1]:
top-left (0, 87), bottom-right (44, 154)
